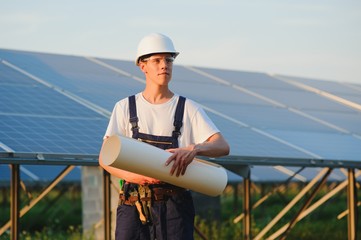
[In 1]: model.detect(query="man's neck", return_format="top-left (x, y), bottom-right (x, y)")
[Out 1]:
top-left (142, 88), bottom-right (174, 104)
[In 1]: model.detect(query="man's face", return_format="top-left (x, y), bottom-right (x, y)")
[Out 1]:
top-left (140, 53), bottom-right (174, 86)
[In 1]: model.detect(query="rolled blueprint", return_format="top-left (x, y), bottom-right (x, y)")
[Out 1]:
top-left (100, 135), bottom-right (228, 196)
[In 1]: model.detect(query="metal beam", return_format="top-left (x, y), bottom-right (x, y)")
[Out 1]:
top-left (279, 168), bottom-right (332, 240)
top-left (243, 171), bottom-right (251, 240)
top-left (10, 164), bottom-right (19, 240)
top-left (267, 170), bottom-right (361, 239)
top-left (0, 165), bottom-right (75, 236)
top-left (2, 152), bottom-right (361, 169)
top-left (209, 156), bottom-right (361, 169)
top-left (347, 168), bottom-right (357, 240)
top-left (254, 168), bottom-right (330, 240)
top-left (0, 152), bottom-right (98, 165)
top-left (103, 170), bottom-right (111, 240)
top-left (233, 167), bottom-right (305, 224)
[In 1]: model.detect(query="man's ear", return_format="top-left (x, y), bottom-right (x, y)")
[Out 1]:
top-left (139, 62), bottom-right (147, 74)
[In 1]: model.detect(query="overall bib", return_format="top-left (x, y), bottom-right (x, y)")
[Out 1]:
top-left (115, 95), bottom-right (195, 240)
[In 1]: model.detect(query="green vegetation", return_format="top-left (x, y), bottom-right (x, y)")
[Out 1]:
top-left (0, 182), bottom-right (85, 240)
top-left (194, 182), bottom-right (360, 240)
top-left (0, 182), bottom-right (360, 239)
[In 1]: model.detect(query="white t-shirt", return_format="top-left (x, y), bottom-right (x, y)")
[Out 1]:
top-left (104, 93), bottom-right (219, 147)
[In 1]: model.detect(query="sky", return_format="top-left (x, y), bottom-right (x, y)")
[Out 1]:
top-left (1, 1), bottom-right (361, 84)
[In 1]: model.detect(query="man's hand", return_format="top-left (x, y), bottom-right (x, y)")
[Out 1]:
top-left (165, 145), bottom-right (197, 177)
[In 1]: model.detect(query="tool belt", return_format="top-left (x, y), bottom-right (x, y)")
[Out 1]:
top-left (118, 183), bottom-right (186, 224)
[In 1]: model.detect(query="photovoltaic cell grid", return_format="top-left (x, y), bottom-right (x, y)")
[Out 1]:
top-left (206, 111), bottom-right (313, 159)
top-left (0, 115), bottom-right (106, 154)
top-left (305, 110), bottom-right (361, 135)
top-left (254, 88), bottom-right (356, 113)
top-left (275, 74), bottom-right (361, 101)
top-left (171, 80), bottom-right (272, 106)
top-left (197, 67), bottom-right (360, 113)
top-left (206, 103), bottom-right (338, 133)
top-left (192, 66), bottom-right (361, 160)
top-left (0, 49), bottom-right (144, 111)
top-left (197, 68), bottom-right (296, 90)
top-left (0, 54), bottom-right (108, 155)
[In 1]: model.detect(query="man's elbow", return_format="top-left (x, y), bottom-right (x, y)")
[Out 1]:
top-left (213, 141), bottom-right (230, 157)
top-left (98, 157), bottom-right (104, 168)
top-left (212, 133), bottom-right (230, 157)
top-left (222, 142), bottom-right (230, 156)
top-left (98, 156), bottom-right (107, 170)
top-left (99, 137), bottom-right (108, 168)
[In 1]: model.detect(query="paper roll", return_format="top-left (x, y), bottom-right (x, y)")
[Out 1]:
top-left (100, 135), bottom-right (228, 196)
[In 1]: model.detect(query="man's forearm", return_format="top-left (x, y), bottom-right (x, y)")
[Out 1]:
top-left (192, 133), bottom-right (230, 157)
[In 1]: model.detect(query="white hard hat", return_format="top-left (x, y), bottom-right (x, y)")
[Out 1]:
top-left (135, 33), bottom-right (179, 65)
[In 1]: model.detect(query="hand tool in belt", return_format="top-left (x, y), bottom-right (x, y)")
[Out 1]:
top-left (118, 186), bottom-right (148, 224)
top-left (138, 185), bottom-right (153, 225)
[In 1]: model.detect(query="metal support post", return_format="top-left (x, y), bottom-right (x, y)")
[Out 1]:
top-left (243, 170), bottom-right (251, 240)
top-left (103, 170), bottom-right (111, 240)
top-left (10, 164), bottom-right (19, 240)
top-left (347, 168), bottom-right (357, 240)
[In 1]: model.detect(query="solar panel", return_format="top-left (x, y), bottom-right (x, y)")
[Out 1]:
top-left (0, 50), bottom-right (144, 111)
top-left (194, 67), bottom-right (296, 90)
top-left (305, 110), bottom-right (361, 135)
top-left (172, 80), bottom-right (272, 106)
top-left (268, 130), bottom-right (361, 161)
top-left (254, 88), bottom-right (356, 113)
top-left (0, 52), bottom-right (108, 155)
top-left (97, 58), bottom-right (147, 80)
top-left (0, 114), bottom-right (106, 154)
top-left (206, 112), bottom-right (314, 158)
top-left (273, 74), bottom-right (361, 108)
top-left (1, 48), bottom-right (361, 177)
top-left (276, 74), bottom-right (361, 96)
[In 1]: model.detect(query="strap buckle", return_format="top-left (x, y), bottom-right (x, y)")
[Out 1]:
top-left (130, 117), bottom-right (139, 130)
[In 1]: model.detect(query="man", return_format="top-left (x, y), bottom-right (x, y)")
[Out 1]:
top-left (99, 33), bottom-right (230, 240)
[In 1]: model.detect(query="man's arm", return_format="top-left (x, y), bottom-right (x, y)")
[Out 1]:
top-left (165, 132), bottom-right (230, 177)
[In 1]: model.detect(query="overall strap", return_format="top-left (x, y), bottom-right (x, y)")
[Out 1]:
top-left (128, 95), bottom-right (139, 138)
top-left (129, 95), bottom-right (186, 139)
top-left (172, 96), bottom-right (186, 138)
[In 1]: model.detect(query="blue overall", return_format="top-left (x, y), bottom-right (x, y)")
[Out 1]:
top-left (115, 95), bottom-right (195, 240)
